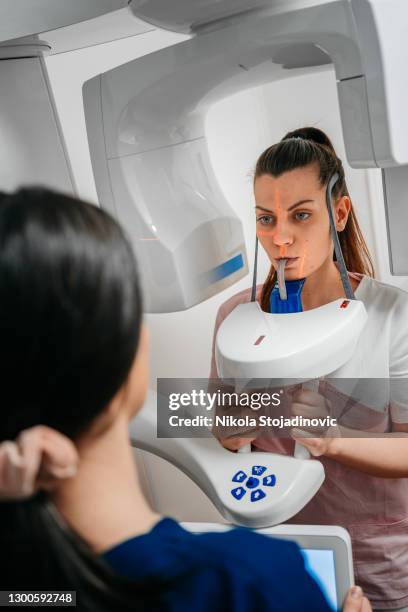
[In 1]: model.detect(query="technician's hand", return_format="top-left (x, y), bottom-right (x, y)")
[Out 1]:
top-left (290, 388), bottom-right (331, 433)
top-left (290, 388), bottom-right (340, 457)
top-left (0, 425), bottom-right (78, 499)
top-left (343, 586), bottom-right (372, 611)
top-left (291, 429), bottom-right (337, 457)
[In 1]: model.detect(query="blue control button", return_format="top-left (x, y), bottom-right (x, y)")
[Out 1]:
top-left (231, 487), bottom-right (246, 500)
top-left (232, 470), bottom-right (247, 483)
top-left (251, 489), bottom-right (266, 502)
top-left (245, 477), bottom-right (259, 489)
top-left (252, 466), bottom-right (267, 476)
top-left (263, 474), bottom-right (277, 487)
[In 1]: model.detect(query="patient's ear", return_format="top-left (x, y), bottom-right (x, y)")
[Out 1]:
top-left (335, 196), bottom-right (351, 231)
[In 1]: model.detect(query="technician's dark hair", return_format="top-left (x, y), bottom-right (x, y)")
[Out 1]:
top-left (0, 188), bottom-right (171, 610)
top-left (254, 127), bottom-right (375, 312)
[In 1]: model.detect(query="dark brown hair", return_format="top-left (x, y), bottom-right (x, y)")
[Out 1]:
top-left (254, 127), bottom-right (375, 312)
top-left (0, 187), bottom-right (173, 610)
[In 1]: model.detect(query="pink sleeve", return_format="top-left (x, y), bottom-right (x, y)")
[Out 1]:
top-left (209, 304), bottom-right (227, 379)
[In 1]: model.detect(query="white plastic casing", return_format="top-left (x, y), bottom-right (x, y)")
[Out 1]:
top-left (83, 75), bottom-right (247, 313)
top-left (128, 0), bottom-right (408, 167)
top-left (130, 390), bottom-right (325, 528)
top-left (129, 0), bottom-right (278, 33)
top-left (0, 0), bottom-right (127, 44)
top-left (216, 299), bottom-right (368, 380)
top-left (350, 0), bottom-right (408, 168)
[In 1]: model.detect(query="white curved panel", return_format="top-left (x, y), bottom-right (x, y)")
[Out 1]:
top-left (129, 0), bottom-right (340, 34)
top-left (130, 0), bottom-right (278, 33)
top-left (0, 0), bottom-right (127, 44)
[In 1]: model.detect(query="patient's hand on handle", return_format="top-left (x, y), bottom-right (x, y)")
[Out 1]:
top-left (218, 432), bottom-right (258, 452)
top-left (209, 381), bottom-right (266, 452)
top-left (211, 393), bottom-right (260, 452)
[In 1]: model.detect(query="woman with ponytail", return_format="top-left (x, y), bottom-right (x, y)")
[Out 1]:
top-left (211, 127), bottom-right (408, 611)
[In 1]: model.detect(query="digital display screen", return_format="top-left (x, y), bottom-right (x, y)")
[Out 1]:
top-left (301, 549), bottom-right (337, 611)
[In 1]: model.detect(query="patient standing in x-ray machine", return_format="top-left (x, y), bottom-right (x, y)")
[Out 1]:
top-left (211, 128), bottom-right (408, 612)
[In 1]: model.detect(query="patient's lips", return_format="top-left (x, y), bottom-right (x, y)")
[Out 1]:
top-left (281, 257), bottom-right (298, 268)
top-left (274, 256), bottom-right (299, 269)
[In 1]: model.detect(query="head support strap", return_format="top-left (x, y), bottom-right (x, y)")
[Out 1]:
top-left (326, 173), bottom-right (355, 300)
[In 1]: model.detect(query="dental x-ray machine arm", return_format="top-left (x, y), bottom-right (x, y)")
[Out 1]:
top-left (129, 392), bottom-right (324, 528)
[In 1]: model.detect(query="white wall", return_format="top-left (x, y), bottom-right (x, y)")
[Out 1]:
top-left (44, 30), bottom-right (408, 523)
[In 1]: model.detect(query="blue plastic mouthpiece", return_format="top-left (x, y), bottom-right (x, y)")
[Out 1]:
top-left (270, 278), bottom-right (306, 313)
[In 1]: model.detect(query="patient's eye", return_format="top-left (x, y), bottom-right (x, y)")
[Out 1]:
top-left (294, 211), bottom-right (311, 221)
top-left (257, 215), bottom-right (275, 226)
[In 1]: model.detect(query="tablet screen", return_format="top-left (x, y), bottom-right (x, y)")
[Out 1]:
top-left (301, 549), bottom-right (337, 611)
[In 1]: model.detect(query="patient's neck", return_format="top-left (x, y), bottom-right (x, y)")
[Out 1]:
top-left (50, 415), bottom-right (160, 554)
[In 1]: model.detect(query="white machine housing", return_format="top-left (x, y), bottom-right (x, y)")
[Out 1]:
top-left (0, 0), bottom-right (127, 44)
top-left (216, 299), bottom-right (368, 379)
top-left (130, 390), bottom-right (325, 528)
top-left (83, 0), bottom-right (408, 316)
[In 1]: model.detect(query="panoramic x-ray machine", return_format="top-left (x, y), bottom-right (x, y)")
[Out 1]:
top-left (1, 0), bottom-right (408, 531)
top-left (83, 0), bottom-right (408, 529)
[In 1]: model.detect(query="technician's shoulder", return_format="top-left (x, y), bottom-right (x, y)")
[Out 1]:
top-left (183, 527), bottom-right (331, 611)
top-left (188, 525), bottom-right (298, 567)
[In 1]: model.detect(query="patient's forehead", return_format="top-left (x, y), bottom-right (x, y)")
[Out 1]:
top-left (254, 165), bottom-right (323, 208)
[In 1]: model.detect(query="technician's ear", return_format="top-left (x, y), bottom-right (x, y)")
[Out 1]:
top-left (335, 196), bottom-right (351, 231)
top-left (121, 323), bottom-right (150, 419)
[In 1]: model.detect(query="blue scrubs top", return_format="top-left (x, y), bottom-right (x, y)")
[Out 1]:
top-left (102, 517), bottom-right (332, 611)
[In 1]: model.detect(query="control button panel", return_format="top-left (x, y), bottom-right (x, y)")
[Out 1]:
top-left (252, 465), bottom-right (267, 476)
top-left (230, 465), bottom-right (277, 502)
top-left (245, 477), bottom-right (259, 489)
top-left (232, 470), bottom-right (247, 483)
top-left (251, 489), bottom-right (266, 502)
top-left (263, 474), bottom-right (276, 487)
top-left (231, 487), bottom-right (246, 500)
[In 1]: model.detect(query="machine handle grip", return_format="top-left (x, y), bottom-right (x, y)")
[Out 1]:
top-left (237, 443), bottom-right (252, 454)
top-left (294, 441), bottom-right (310, 459)
top-left (292, 379), bottom-right (322, 460)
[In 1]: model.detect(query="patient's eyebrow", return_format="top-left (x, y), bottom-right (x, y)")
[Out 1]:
top-left (255, 199), bottom-right (315, 213)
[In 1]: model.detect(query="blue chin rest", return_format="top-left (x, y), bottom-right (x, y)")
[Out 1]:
top-left (270, 278), bottom-right (306, 314)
